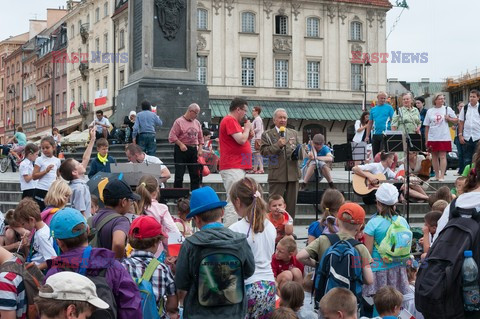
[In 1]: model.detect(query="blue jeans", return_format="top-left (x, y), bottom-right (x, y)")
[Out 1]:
top-left (455, 136), bottom-right (465, 174)
top-left (137, 133), bottom-right (156, 156)
top-left (462, 138), bottom-right (478, 170)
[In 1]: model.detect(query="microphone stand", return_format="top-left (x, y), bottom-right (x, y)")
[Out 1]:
top-left (398, 107), bottom-right (413, 223)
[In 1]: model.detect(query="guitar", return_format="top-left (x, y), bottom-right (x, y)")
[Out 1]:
top-left (353, 173), bottom-right (422, 196)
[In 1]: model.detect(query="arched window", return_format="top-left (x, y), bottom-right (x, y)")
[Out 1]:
top-left (306, 17), bottom-right (319, 37)
top-left (241, 12), bottom-right (255, 33)
top-left (351, 21), bottom-right (362, 41)
top-left (197, 9), bottom-right (208, 30)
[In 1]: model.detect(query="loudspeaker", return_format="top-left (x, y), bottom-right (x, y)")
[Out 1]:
top-left (297, 190), bottom-right (324, 204)
top-left (159, 188), bottom-right (190, 204)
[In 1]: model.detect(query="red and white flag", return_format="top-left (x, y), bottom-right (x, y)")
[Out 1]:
top-left (42, 106), bottom-right (48, 117)
top-left (362, 99), bottom-right (365, 111)
top-left (70, 101), bottom-right (76, 113)
top-left (7, 117), bottom-right (11, 126)
top-left (94, 89), bottom-right (107, 107)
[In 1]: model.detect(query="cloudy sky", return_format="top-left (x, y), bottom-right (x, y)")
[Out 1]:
top-left (0, 0), bottom-right (478, 82)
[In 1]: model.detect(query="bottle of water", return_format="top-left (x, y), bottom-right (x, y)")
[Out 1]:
top-left (463, 250), bottom-right (480, 311)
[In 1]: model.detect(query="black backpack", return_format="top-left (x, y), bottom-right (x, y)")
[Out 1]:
top-left (415, 198), bottom-right (480, 319)
top-left (462, 104), bottom-right (480, 122)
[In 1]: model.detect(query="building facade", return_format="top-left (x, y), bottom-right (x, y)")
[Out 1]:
top-left (196, 0), bottom-right (391, 143)
top-left (4, 46), bottom-right (24, 138)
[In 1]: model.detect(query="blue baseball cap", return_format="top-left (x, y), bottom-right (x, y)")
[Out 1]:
top-left (50, 207), bottom-right (88, 240)
top-left (187, 186), bottom-right (227, 219)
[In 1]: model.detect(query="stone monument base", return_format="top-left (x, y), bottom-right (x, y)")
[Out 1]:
top-left (115, 78), bottom-right (210, 138)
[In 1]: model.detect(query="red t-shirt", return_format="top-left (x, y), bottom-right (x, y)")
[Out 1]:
top-left (271, 254), bottom-right (305, 278)
top-left (219, 115), bottom-right (252, 170)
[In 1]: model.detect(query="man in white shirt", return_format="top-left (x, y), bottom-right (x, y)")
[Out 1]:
top-left (458, 90), bottom-right (480, 169)
top-left (125, 144), bottom-right (171, 186)
top-left (89, 110), bottom-right (111, 139)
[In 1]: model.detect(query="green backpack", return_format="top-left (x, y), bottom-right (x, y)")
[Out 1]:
top-left (375, 217), bottom-right (413, 263)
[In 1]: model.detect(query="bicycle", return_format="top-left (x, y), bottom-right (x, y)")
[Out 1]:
top-left (0, 149), bottom-right (24, 173)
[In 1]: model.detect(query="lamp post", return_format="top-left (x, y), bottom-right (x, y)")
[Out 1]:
top-left (363, 54), bottom-right (372, 108)
top-left (7, 84), bottom-right (16, 134)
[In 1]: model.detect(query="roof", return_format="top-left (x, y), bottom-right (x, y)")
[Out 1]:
top-left (335, 0), bottom-right (392, 9)
top-left (209, 99), bottom-right (363, 121)
top-left (408, 82), bottom-right (446, 97)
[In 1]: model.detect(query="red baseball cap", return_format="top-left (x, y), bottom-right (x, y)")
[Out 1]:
top-left (337, 203), bottom-right (365, 225)
top-left (129, 216), bottom-right (167, 239)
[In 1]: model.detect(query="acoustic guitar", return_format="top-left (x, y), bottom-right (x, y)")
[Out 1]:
top-left (352, 173), bottom-right (389, 196)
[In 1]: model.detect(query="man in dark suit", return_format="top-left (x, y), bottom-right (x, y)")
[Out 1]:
top-left (260, 108), bottom-right (301, 219)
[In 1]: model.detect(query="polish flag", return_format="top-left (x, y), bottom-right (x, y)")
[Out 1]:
top-left (94, 89), bottom-right (107, 107)
top-left (362, 99), bottom-right (365, 111)
top-left (7, 118), bottom-right (11, 126)
top-left (70, 101), bottom-right (75, 113)
top-left (42, 106), bottom-right (48, 117)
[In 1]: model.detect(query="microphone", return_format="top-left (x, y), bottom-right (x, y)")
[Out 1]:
top-left (279, 126), bottom-right (286, 138)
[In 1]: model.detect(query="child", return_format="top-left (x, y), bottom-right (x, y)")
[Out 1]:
top-left (32, 136), bottom-right (61, 211)
top-left (59, 128), bottom-right (96, 218)
top-left (122, 215), bottom-right (179, 318)
top-left (402, 260), bottom-right (424, 319)
top-left (307, 189), bottom-right (344, 243)
top-left (271, 236), bottom-right (304, 289)
top-left (175, 198), bottom-right (193, 237)
top-left (230, 178), bottom-right (277, 318)
top-left (136, 175), bottom-right (181, 258)
top-left (19, 143), bottom-right (39, 199)
top-left (266, 194), bottom-right (294, 244)
top-left (271, 307), bottom-right (299, 319)
top-left (280, 281), bottom-right (317, 319)
top-left (431, 199), bottom-right (448, 213)
top-left (318, 287), bottom-right (358, 319)
top-left (91, 194), bottom-right (99, 216)
top-left (175, 186), bottom-right (255, 318)
top-left (35, 271), bottom-right (109, 319)
top-left (13, 198), bottom-right (57, 270)
top-left (373, 286), bottom-right (403, 318)
top-left (420, 210), bottom-right (442, 259)
top-left (3, 209), bottom-right (29, 255)
top-left (88, 138), bottom-right (117, 178)
top-left (297, 202), bottom-right (373, 302)
top-left (41, 180), bottom-right (72, 226)
top-left (451, 176), bottom-right (466, 197)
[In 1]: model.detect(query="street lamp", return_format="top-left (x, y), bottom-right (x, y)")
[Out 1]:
top-left (363, 54), bottom-right (372, 109)
top-left (7, 84), bottom-right (16, 134)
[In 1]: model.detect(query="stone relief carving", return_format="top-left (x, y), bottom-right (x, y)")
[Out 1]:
top-left (154, 0), bottom-right (185, 41)
top-left (197, 34), bottom-right (207, 51)
top-left (225, 0), bottom-right (234, 16)
top-left (338, 5), bottom-right (349, 25)
top-left (278, 0), bottom-right (286, 15)
top-left (327, 5), bottom-right (336, 24)
top-left (264, 0), bottom-right (273, 19)
top-left (291, 1), bottom-right (301, 21)
top-left (377, 11), bottom-right (385, 28)
top-left (366, 9), bottom-right (375, 27)
top-left (351, 43), bottom-right (363, 54)
top-left (273, 37), bottom-right (292, 54)
top-left (212, 0), bottom-right (222, 15)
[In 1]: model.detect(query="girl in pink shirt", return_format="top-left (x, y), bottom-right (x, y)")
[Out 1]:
top-left (136, 175), bottom-right (180, 258)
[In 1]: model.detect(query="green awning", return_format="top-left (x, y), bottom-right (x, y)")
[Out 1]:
top-left (209, 99), bottom-right (363, 121)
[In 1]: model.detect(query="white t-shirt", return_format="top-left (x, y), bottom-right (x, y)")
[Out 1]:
top-left (423, 106), bottom-right (456, 142)
top-left (357, 162), bottom-right (396, 179)
top-left (90, 117), bottom-right (111, 133)
top-left (229, 218), bottom-right (276, 285)
top-left (433, 192), bottom-right (480, 243)
top-left (31, 224), bottom-right (57, 265)
top-left (34, 155), bottom-right (61, 191)
top-left (353, 120), bottom-right (365, 143)
top-left (458, 103), bottom-right (480, 141)
top-left (19, 158), bottom-right (37, 191)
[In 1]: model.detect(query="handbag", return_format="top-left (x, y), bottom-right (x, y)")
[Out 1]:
top-left (254, 139), bottom-right (261, 151)
top-left (197, 156), bottom-right (210, 177)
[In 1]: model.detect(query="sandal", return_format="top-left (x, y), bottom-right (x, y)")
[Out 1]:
top-left (255, 170), bottom-right (264, 174)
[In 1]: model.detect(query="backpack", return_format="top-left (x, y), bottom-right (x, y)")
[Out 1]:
top-left (374, 216), bottom-right (412, 263)
top-left (415, 198), bottom-right (480, 319)
top-left (314, 234), bottom-right (363, 309)
top-left (0, 255), bottom-right (44, 319)
top-left (135, 258), bottom-right (162, 319)
top-left (87, 213), bottom-right (124, 248)
top-left (196, 246), bottom-right (245, 307)
top-left (75, 246), bottom-right (117, 319)
top-left (463, 104), bottom-right (480, 122)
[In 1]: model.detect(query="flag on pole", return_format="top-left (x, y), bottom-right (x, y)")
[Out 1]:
top-left (94, 89), bottom-right (107, 106)
top-left (42, 106), bottom-right (48, 117)
top-left (362, 99), bottom-right (365, 111)
top-left (7, 118), bottom-right (11, 126)
top-left (70, 101), bottom-right (75, 113)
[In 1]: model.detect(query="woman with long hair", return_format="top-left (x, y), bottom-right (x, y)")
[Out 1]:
top-left (423, 93), bottom-right (458, 181)
top-left (229, 177), bottom-right (276, 318)
top-left (353, 111), bottom-right (370, 143)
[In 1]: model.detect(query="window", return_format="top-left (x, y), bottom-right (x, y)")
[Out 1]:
top-left (351, 64), bottom-right (362, 90)
top-left (104, 76), bottom-right (108, 89)
top-left (78, 86), bottom-right (82, 103)
top-left (104, 2), bottom-right (108, 17)
top-left (71, 88), bottom-right (75, 106)
top-left (16, 62), bottom-right (20, 72)
top-left (0, 78), bottom-right (3, 91)
top-left (95, 8), bottom-right (100, 22)
top-left (197, 9), bottom-right (208, 30)
top-left (95, 38), bottom-right (100, 52)
top-left (351, 21), bottom-right (362, 41)
top-left (307, 61), bottom-right (320, 89)
top-left (70, 25), bottom-right (74, 39)
top-left (119, 29), bottom-right (125, 49)
top-left (275, 15), bottom-right (288, 35)
top-left (241, 12), bottom-right (255, 33)
top-left (96, 79), bottom-right (100, 91)
top-left (56, 94), bottom-right (60, 113)
top-left (56, 64), bottom-right (60, 77)
top-left (63, 59), bottom-right (67, 74)
top-left (78, 20), bottom-right (82, 35)
top-left (119, 69), bottom-right (125, 88)
top-left (241, 57), bottom-right (255, 86)
top-left (275, 60), bottom-right (288, 88)
top-left (6, 67), bottom-right (9, 77)
top-left (104, 34), bottom-right (108, 52)
top-left (63, 92), bottom-right (67, 112)
top-left (197, 56), bottom-right (207, 84)
top-left (306, 17), bottom-right (320, 37)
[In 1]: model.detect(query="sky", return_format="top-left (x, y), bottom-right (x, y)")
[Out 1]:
top-left (0, 0), bottom-right (478, 83)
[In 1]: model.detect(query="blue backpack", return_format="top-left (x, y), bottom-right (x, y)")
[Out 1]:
top-left (314, 234), bottom-right (363, 308)
top-left (136, 258), bottom-right (162, 319)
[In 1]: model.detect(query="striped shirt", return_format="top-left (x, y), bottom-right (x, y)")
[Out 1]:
top-left (122, 251), bottom-right (176, 308)
top-left (0, 257), bottom-right (26, 319)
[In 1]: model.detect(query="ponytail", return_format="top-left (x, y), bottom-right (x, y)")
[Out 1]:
top-left (136, 175), bottom-right (159, 212)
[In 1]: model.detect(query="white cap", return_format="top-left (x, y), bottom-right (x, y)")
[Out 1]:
top-left (129, 111), bottom-right (136, 117)
top-left (40, 271), bottom-right (109, 310)
top-left (375, 183), bottom-right (399, 206)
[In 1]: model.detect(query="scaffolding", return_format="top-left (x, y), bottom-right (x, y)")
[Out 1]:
top-left (446, 68), bottom-right (480, 90)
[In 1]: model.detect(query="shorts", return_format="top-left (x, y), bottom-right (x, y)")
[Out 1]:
top-left (427, 141), bottom-right (451, 152)
top-left (302, 160), bottom-right (327, 182)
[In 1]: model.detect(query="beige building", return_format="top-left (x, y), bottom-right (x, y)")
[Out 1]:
top-left (197, 0), bottom-right (391, 144)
